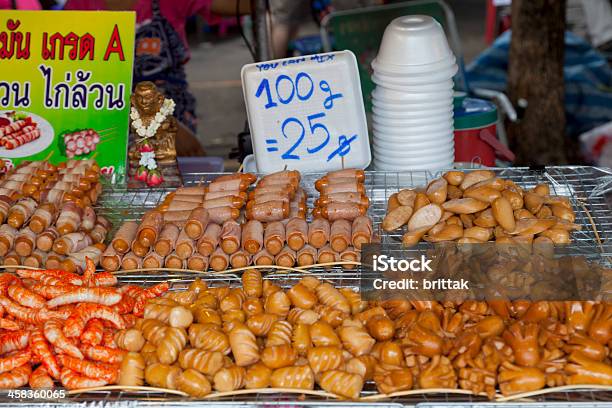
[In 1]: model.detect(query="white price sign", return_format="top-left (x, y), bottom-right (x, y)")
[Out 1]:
top-left (241, 51), bottom-right (370, 174)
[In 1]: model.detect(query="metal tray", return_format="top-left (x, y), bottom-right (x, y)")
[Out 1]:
top-left (6, 166), bottom-right (609, 407)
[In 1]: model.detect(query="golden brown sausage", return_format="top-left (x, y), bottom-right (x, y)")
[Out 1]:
top-left (321, 203), bottom-right (366, 221)
top-left (55, 201), bottom-right (82, 235)
top-left (154, 224), bottom-right (180, 257)
top-left (143, 251), bottom-right (165, 269)
top-left (340, 247), bottom-right (359, 269)
top-left (264, 221), bottom-right (285, 256)
top-left (187, 254), bottom-right (209, 271)
top-left (137, 210), bottom-right (164, 248)
top-left (330, 220), bottom-right (351, 253)
top-left (197, 223), bottom-right (221, 256)
top-left (131, 239), bottom-right (149, 258)
top-left (230, 249), bottom-right (251, 269)
top-left (220, 220), bottom-right (241, 255)
top-left (7, 197), bottom-right (38, 229)
top-left (121, 251), bottom-right (142, 270)
top-left (29, 203), bottom-right (56, 234)
top-left (52, 232), bottom-right (92, 255)
top-left (297, 245), bottom-right (317, 267)
top-left (319, 181), bottom-right (365, 195)
top-left (184, 207), bottom-right (210, 240)
top-left (101, 245), bottom-right (121, 272)
top-left (14, 227), bottom-right (36, 257)
top-left (0, 224), bottom-right (17, 256)
top-left (351, 215), bottom-right (372, 250)
top-left (175, 229), bottom-right (195, 260)
top-left (210, 247), bottom-right (230, 272)
top-left (164, 251), bottom-right (184, 269)
top-left (112, 221), bottom-right (139, 254)
top-left (208, 206), bottom-right (240, 224)
top-left (253, 249), bottom-right (274, 266)
top-left (203, 195), bottom-right (244, 210)
top-left (286, 217), bottom-right (307, 251)
top-left (316, 192), bottom-right (369, 207)
top-left (275, 247), bottom-right (296, 267)
top-left (246, 201), bottom-right (289, 222)
top-left (242, 220), bottom-right (264, 255)
top-left (308, 218), bottom-right (330, 249)
top-left (317, 245), bottom-right (337, 265)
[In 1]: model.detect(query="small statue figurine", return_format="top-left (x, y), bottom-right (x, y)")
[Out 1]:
top-left (129, 81), bottom-right (177, 186)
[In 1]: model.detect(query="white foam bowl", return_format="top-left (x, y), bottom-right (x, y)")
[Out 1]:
top-left (373, 160), bottom-right (454, 172)
top-left (372, 54), bottom-right (456, 75)
top-left (372, 62), bottom-right (458, 83)
top-left (373, 119), bottom-right (453, 135)
top-left (373, 129), bottom-right (454, 144)
top-left (372, 111), bottom-right (453, 127)
top-left (372, 66), bottom-right (458, 86)
top-left (373, 154), bottom-right (455, 169)
top-left (373, 143), bottom-right (454, 158)
top-left (372, 105), bottom-right (453, 119)
top-left (373, 134), bottom-right (454, 150)
top-left (372, 76), bottom-right (454, 93)
top-left (372, 87), bottom-right (453, 103)
top-left (376, 15), bottom-right (453, 66)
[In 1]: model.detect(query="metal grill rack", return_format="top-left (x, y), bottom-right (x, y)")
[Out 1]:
top-left (17, 166), bottom-right (610, 407)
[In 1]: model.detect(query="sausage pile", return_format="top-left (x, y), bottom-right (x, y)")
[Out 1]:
top-left (103, 170), bottom-right (374, 272)
top-left (0, 259), bottom-right (169, 390)
top-left (246, 170), bottom-right (306, 221)
top-left (0, 160), bottom-right (110, 271)
top-left (63, 129), bottom-right (101, 159)
top-left (383, 170), bottom-right (580, 246)
top-left (0, 116), bottom-right (40, 150)
top-left (106, 272), bottom-right (612, 399)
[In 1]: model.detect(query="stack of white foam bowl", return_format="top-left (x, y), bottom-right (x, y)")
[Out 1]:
top-left (371, 15), bottom-right (458, 171)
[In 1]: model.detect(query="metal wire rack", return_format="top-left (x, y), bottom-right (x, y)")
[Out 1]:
top-left (20, 166), bottom-right (610, 407)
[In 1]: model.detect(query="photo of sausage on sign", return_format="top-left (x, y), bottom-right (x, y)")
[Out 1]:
top-left (241, 51), bottom-right (370, 174)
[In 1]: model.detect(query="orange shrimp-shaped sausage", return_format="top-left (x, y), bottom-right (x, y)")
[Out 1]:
top-left (82, 257), bottom-right (96, 287)
top-left (118, 285), bottom-right (144, 298)
top-left (0, 350), bottom-right (31, 374)
top-left (0, 318), bottom-right (21, 331)
top-left (60, 367), bottom-right (107, 389)
top-left (29, 328), bottom-right (61, 380)
top-left (63, 304), bottom-right (126, 338)
top-left (57, 355), bottom-right (118, 383)
top-left (133, 282), bottom-right (170, 317)
top-left (80, 319), bottom-right (104, 345)
top-left (0, 296), bottom-right (42, 324)
top-left (90, 272), bottom-right (118, 288)
top-left (7, 284), bottom-right (46, 309)
top-left (0, 330), bottom-right (30, 354)
top-left (0, 364), bottom-right (31, 388)
top-left (103, 330), bottom-right (118, 348)
top-left (80, 344), bottom-right (125, 364)
top-left (27, 283), bottom-right (78, 300)
top-left (44, 318), bottom-right (84, 359)
top-left (29, 365), bottom-right (54, 389)
top-left (114, 294), bottom-right (136, 315)
top-left (0, 273), bottom-right (19, 295)
top-left (16, 269), bottom-right (82, 286)
top-left (35, 269), bottom-right (83, 286)
top-left (47, 287), bottom-right (122, 308)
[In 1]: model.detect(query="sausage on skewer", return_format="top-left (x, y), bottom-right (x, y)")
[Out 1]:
top-left (208, 207), bottom-right (240, 225)
top-left (247, 201), bottom-right (289, 222)
top-left (317, 245), bottom-right (337, 267)
top-left (187, 254), bottom-right (209, 272)
top-left (7, 198), bottom-right (38, 229)
top-left (143, 251), bottom-right (165, 269)
top-left (264, 221), bottom-right (285, 256)
top-left (308, 218), bottom-right (330, 249)
top-left (275, 247), bottom-right (296, 268)
top-left (101, 246), bottom-right (121, 272)
top-left (55, 201), bottom-right (82, 235)
top-left (286, 218), bottom-right (308, 251)
top-left (351, 216), bottom-right (372, 250)
top-left (340, 247), bottom-right (359, 270)
top-left (137, 210), bottom-right (164, 248)
top-left (121, 252), bottom-right (142, 271)
top-left (297, 245), bottom-right (317, 267)
top-left (53, 232), bottom-right (93, 255)
top-left (175, 229), bottom-right (195, 260)
top-left (36, 227), bottom-right (59, 252)
top-left (220, 220), bottom-right (241, 255)
top-left (330, 220), bottom-right (351, 253)
top-left (197, 223), bottom-right (221, 257)
top-left (111, 221), bottom-right (138, 254)
top-left (209, 247), bottom-right (229, 272)
top-left (242, 220), bottom-right (264, 255)
top-left (154, 224), bottom-right (180, 257)
top-left (253, 249), bottom-right (274, 266)
top-left (29, 203), bottom-right (56, 234)
top-left (184, 207), bottom-right (209, 240)
top-left (0, 224), bottom-right (17, 256)
top-left (230, 250), bottom-right (251, 269)
top-left (164, 252), bottom-right (184, 269)
top-left (15, 227), bottom-right (36, 257)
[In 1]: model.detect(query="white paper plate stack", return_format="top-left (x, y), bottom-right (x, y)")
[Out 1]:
top-left (371, 15), bottom-right (458, 171)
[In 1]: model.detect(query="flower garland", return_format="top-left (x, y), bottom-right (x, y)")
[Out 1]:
top-left (130, 98), bottom-right (175, 187)
top-left (130, 98), bottom-right (175, 138)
